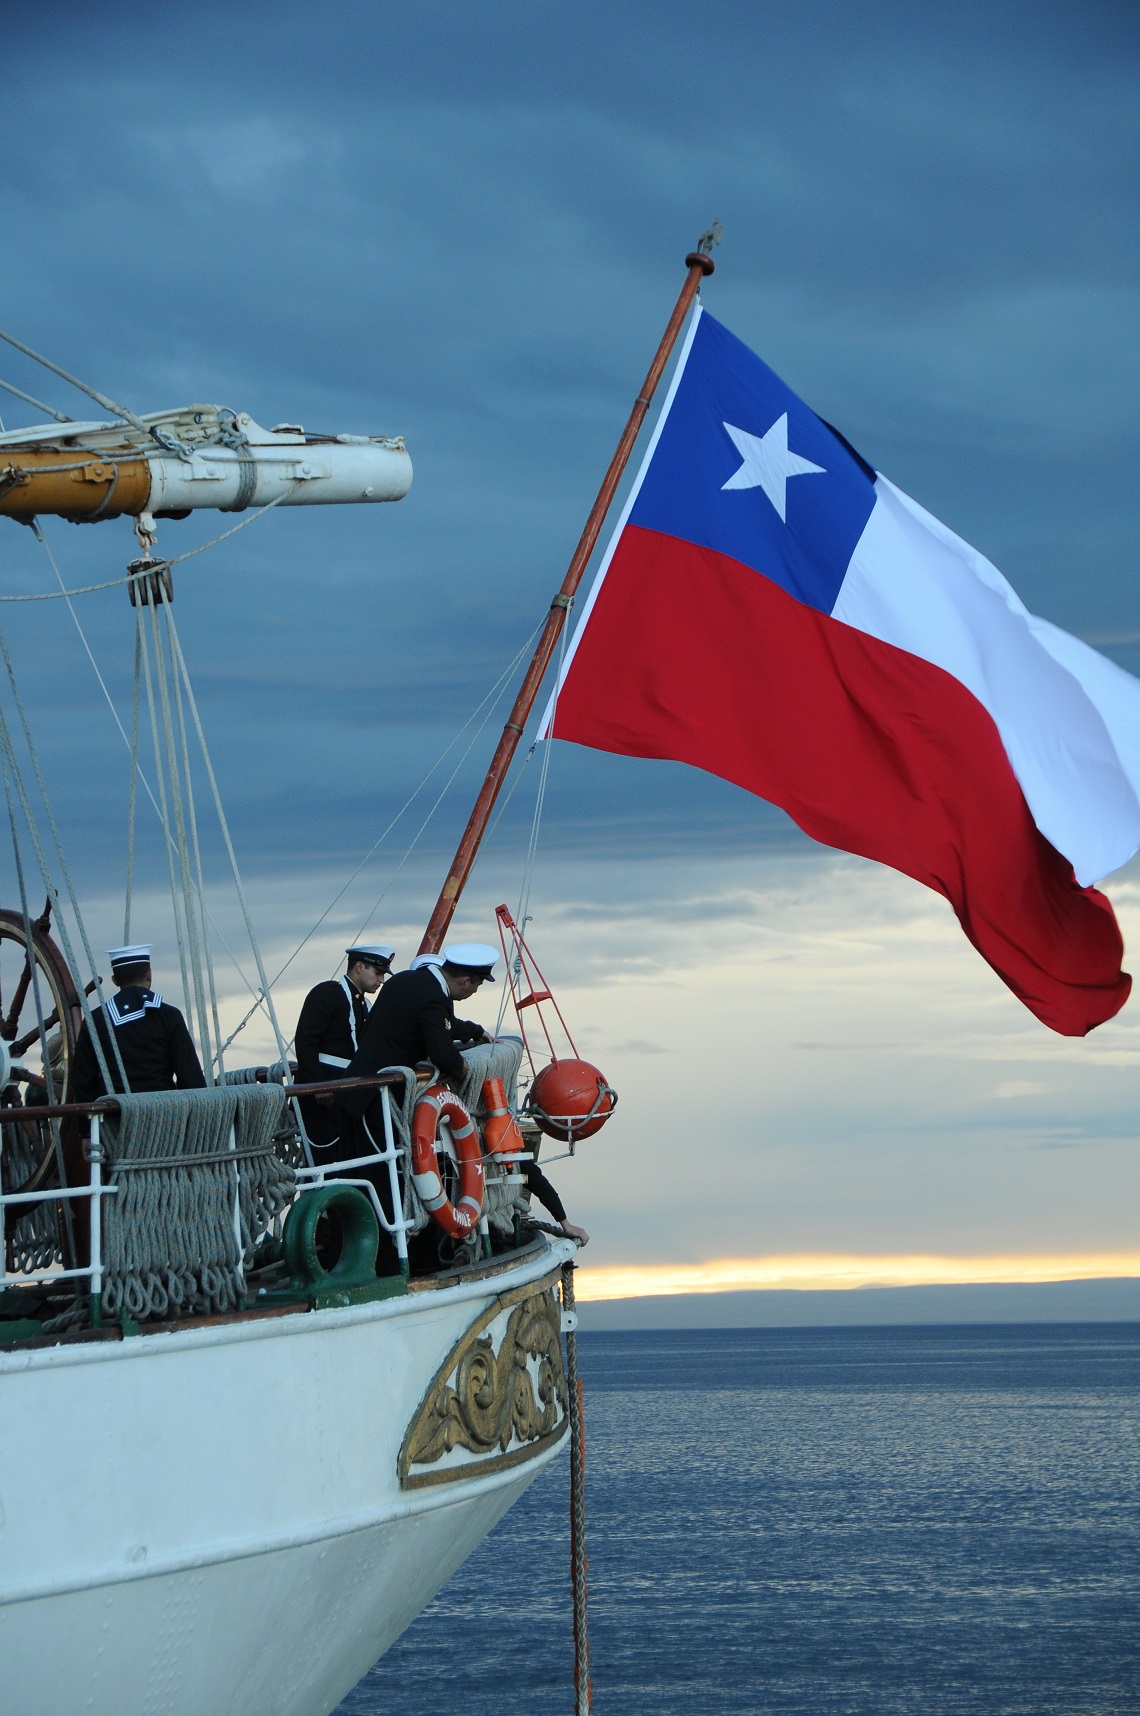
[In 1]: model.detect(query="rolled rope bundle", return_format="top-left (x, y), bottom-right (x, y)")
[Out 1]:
top-left (457, 1037), bottom-right (524, 1116)
top-left (101, 1085), bottom-right (293, 1321)
top-left (2, 1121), bottom-right (61, 1272)
top-left (221, 1061), bottom-right (290, 1085)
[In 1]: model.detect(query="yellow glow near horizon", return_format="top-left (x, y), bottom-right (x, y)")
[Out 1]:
top-left (574, 1253), bottom-right (1140, 1301)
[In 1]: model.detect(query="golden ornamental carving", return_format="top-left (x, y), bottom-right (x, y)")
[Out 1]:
top-left (399, 1279), bottom-right (568, 1488)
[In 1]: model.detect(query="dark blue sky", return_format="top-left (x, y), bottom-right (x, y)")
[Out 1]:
top-left (1, 0), bottom-right (1137, 901)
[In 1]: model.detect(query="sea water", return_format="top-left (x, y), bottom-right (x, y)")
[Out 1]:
top-left (337, 1324), bottom-right (1140, 1714)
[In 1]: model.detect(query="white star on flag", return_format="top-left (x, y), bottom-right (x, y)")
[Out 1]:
top-left (721, 414), bottom-right (826, 521)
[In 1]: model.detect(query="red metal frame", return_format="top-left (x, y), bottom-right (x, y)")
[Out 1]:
top-left (495, 903), bottom-right (580, 1077)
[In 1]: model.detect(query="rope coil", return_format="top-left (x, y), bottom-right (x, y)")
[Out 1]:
top-left (101, 1085), bottom-right (294, 1321)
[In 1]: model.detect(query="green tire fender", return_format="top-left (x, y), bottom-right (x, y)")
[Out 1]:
top-left (283, 1184), bottom-right (380, 1292)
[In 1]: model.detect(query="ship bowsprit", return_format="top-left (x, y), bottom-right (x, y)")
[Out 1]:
top-left (0, 405), bottom-right (412, 523)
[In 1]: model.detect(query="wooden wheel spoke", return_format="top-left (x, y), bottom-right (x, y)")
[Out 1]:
top-left (1, 956), bottom-right (34, 1043)
top-left (0, 907), bottom-right (81, 1108)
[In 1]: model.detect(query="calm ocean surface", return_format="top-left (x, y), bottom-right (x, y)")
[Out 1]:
top-left (337, 1324), bottom-right (1140, 1714)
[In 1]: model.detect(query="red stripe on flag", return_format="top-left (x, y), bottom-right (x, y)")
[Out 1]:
top-left (552, 525), bottom-right (1129, 1035)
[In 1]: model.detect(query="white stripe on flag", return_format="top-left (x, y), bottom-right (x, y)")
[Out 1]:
top-left (832, 475), bottom-right (1140, 884)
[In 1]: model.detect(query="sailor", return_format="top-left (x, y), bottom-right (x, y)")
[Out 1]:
top-left (338, 941), bottom-right (498, 1109)
top-left (293, 944), bottom-right (394, 1151)
top-left (70, 946), bottom-right (207, 1103)
top-left (332, 943), bottom-right (496, 1273)
top-left (518, 1160), bottom-right (590, 1247)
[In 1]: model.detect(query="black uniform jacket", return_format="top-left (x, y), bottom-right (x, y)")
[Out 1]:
top-left (71, 988), bottom-right (207, 1103)
top-left (338, 967), bottom-right (484, 1116)
top-left (294, 978), bottom-right (370, 1085)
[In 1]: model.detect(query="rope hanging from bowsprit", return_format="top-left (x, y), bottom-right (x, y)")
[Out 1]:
top-left (561, 1259), bottom-right (592, 1714)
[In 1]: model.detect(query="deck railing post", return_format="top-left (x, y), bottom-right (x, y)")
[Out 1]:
top-left (380, 1087), bottom-right (410, 1272)
top-left (87, 1113), bottom-right (104, 1324)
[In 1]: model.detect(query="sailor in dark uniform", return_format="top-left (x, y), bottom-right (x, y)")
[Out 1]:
top-left (71, 945), bottom-right (207, 1103)
top-left (293, 943), bottom-right (394, 1153)
top-left (334, 943), bottom-right (495, 1272)
top-left (338, 941), bottom-right (497, 1110)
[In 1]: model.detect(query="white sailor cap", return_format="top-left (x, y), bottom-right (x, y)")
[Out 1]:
top-left (107, 944), bottom-right (151, 970)
top-left (442, 942), bottom-right (498, 981)
top-left (409, 952), bottom-right (445, 970)
top-left (346, 943), bottom-right (395, 966)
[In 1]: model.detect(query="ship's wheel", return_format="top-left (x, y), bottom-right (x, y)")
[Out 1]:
top-left (0, 901), bottom-right (84, 1096)
top-left (0, 901), bottom-right (85, 1216)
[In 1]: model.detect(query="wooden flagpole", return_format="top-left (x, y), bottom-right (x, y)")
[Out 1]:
top-left (418, 233), bottom-right (719, 954)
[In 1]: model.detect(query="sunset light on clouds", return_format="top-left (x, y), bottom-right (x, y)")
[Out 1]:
top-left (575, 1252), bottom-right (1140, 1302)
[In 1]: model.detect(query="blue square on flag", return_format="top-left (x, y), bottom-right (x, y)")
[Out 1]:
top-left (630, 313), bottom-right (876, 614)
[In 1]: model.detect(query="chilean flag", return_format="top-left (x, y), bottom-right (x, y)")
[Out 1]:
top-left (543, 309), bottom-right (1140, 1035)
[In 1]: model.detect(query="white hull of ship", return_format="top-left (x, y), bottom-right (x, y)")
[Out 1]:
top-left (0, 1238), bottom-right (573, 1716)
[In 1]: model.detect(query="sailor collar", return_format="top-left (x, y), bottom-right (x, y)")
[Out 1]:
top-left (428, 963), bottom-right (451, 999)
top-left (105, 987), bottom-right (163, 1027)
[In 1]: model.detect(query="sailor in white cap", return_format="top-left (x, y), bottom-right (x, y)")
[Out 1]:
top-left (71, 945), bottom-right (207, 1103)
top-left (293, 943), bottom-right (395, 1151)
top-left (340, 941), bottom-right (497, 1112)
top-left (336, 941), bottom-right (499, 1273)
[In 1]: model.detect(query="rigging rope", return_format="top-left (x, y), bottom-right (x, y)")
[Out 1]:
top-left (0, 627), bottom-right (129, 1093)
top-left (168, 608), bottom-right (225, 1073)
top-left (561, 1261), bottom-right (592, 1715)
top-left (136, 593), bottom-right (194, 1023)
top-left (124, 619), bottom-right (141, 942)
top-left (346, 690), bottom-right (514, 951)
top-left (216, 618), bottom-right (546, 1057)
top-left (16, 522), bottom-right (299, 1148)
top-left (33, 527), bottom-right (260, 1006)
top-left (0, 378), bottom-right (73, 424)
top-left (0, 490), bottom-right (295, 603)
top-left (0, 745), bottom-right (76, 1261)
top-left (516, 597), bottom-right (571, 938)
top-left (492, 600), bottom-right (573, 1037)
top-left (0, 327), bottom-right (150, 435)
top-left (163, 611), bottom-right (295, 1081)
top-left (143, 591), bottom-right (216, 1079)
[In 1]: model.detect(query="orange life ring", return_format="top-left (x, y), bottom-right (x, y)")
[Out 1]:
top-left (410, 1084), bottom-right (485, 1238)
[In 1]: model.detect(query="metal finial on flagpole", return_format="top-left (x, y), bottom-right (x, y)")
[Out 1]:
top-left (693, 218), bottom-right (724, 262)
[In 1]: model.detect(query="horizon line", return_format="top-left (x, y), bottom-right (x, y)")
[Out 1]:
top-left (574, 1252), bottom-right (1140, 1302)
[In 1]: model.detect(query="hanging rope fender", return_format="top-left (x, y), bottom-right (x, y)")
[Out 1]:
top-left (409, 1084), bottom-right (484, 1237)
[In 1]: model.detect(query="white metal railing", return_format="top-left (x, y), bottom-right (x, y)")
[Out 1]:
top-left (0, 1079), bottom-right (537, 1321)
top-left (0, 1111), bottom-right (116, 1300)
top-left (293, 1085), bottom-right (416, 1269)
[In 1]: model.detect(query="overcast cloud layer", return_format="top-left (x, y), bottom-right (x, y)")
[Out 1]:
top-left (1, 3), bottom-right (1137, 1278)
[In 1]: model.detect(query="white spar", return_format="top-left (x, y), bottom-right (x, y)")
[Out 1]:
top-left (145, 417), bottom-right (413, 513)
top-left (0, 404), bottom-right (412, 520)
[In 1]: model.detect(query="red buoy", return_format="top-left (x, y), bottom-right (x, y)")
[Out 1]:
top-left (528, 1059), bottom-right (617, 1143)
